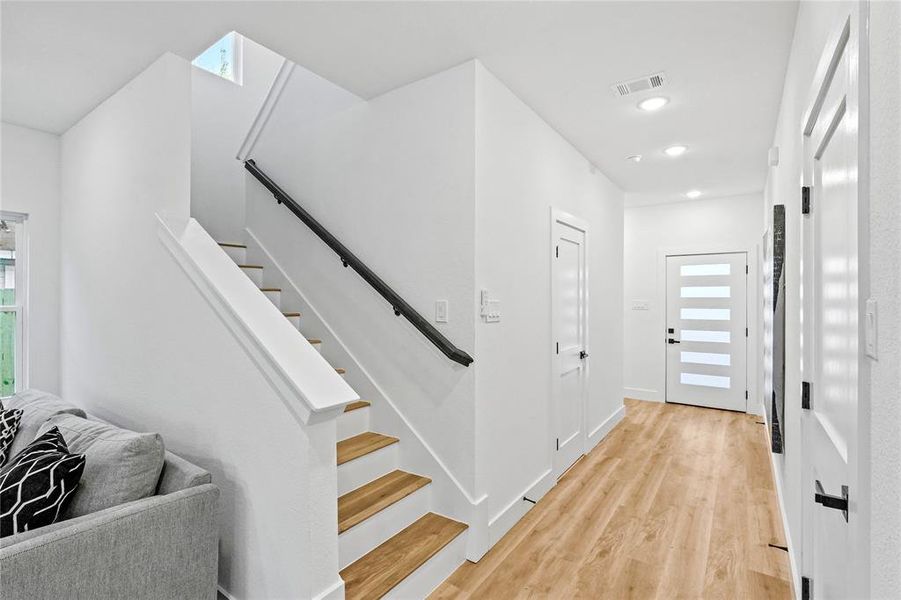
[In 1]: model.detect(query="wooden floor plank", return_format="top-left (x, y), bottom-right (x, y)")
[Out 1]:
top-left (430, 399), bottom-right (792, 599)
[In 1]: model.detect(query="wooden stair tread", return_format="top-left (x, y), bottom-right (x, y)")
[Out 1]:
top-left (217, 242), bottom-right (246, 248)
top-left (337, 432), bottom-right (398, 465)
top-left (238, 264), bottom-right (263, 269)
top-left (344, 400), bottom-right (370, 413)
top-left (260, 287), bottom-right (281, 292)
top-left (282, 312), bottom-right (302, 317)
top-left (338, 470), bottom-right (431, 533)
top-left (307, 338), bottom-right (322, 344)
top-left (335, 367), bottom-right (347, 375)
top-left (340, 513), bottom-right (467, 599)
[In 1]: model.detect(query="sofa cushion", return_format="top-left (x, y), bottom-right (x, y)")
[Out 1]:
top-left (0, 408), bottom-right (23, 467)
top-left (4, 390), bottom-right (87, 459)
top-left (0, 427), bottom-right (86, 537)
top-left (37, 414), bottom-right (165, 518)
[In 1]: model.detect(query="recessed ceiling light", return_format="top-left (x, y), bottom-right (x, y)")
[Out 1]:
top-left (637, 96), bottom-right (669, 112)
top-left (626, 154), bottom-right (642, 163)
top-left (664, 145), bottom-right (688, 157)
top-left (685, 190), bottom-right (702, 199)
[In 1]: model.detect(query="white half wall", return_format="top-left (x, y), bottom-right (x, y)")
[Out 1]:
top-left (623, 193), bottom-right (764, 405)
top-left (0, 122), bottom-right (61, 393)
top-left (59, 53), bottom-right (339, 600)
top-left (191, 36), bottom-right (283, 242)
top-left (473, 62), bottom-right (625, 529)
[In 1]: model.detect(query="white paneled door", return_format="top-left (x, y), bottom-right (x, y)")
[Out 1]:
top-left (552, 214), bottom-right (587, 479)
top-left (665, 253), bottom-right (748, 412)
top-left (800, 13), bottom-right (860, 599)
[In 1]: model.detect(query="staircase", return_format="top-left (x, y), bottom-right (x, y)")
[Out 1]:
top-left (219, 241), bottom-right (468, 599)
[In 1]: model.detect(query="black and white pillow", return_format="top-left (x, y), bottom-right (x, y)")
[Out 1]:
top-left (0, 407), bottom-right (23, 467)
top-left (0, 427), bottom-right (86, 538)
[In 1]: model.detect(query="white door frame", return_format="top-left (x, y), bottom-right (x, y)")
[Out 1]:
top-left (549, 207), bottom-right (589, 477)
top-left (799, 8), bottom-right (870, 597)
top-left (657, 242), bottom-right (760, 413)
top-left (0, 210), bottom-right (29, 397)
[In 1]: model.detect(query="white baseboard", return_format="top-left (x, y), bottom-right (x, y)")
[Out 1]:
top-left (623, 387), bottom-right (662, 402)
top-left (313, 578), bottom-right (345, 600)
top-left (487, 468), bottom-right (554, 547)
top-left (761, 405), bottom-right (799, 597)
top-left (587, 405), bottom-right (626, 451)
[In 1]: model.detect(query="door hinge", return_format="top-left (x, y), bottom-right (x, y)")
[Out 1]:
top-left (556, 438), bottom-right (559, 451)
top-left (746, 264), bottom-right (749, 274)
top-left (556, 342), bottom-right (559, 354)
top-left (801, 576), bottom-right (812, 600)
top-left (746, 327), bottom-right (749, 337)
top-left (802, 381), bottom-right (812, 409)
top-left (802, 186), bottom-right (811, 215)
top-left (555, 245), bottom-right (559, 258)
top-left (745, 390), bottom-right (749, 400)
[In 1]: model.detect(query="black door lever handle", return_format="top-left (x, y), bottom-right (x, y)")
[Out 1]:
top-left (814, 480), bottom-right (849, 522)
top-left (579, 350), bottom-right (589, 359)
top-left (667, 338), bottom-right (681, 344)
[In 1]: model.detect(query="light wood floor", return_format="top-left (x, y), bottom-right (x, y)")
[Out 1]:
top-left (431, 399), bottom-right (792, 599)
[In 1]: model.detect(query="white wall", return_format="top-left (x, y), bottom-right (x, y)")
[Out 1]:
top-left (865, 1), bottom-right (901, 594)
top-left (191, 36), bottom-right (283, 242)
top-left (59, 53), bottom-right (339, 600)
top-left (248, 61), bottom-right (479, 495)
top-left (473, 62), bottom-right (624, 537)
top-left (623, 193), bottom-right (763, 405)
top-left (0, 122), bottom-right (61, 393)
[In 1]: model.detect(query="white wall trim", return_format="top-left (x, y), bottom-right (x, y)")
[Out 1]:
top-left (623, 386), bottom-right (662, 402)
top-left (157, 215), bottom-right (356, 424)
top-left (236, 59), bottom-right (295, 162)
top-left (313, 578), bottom-right (345, 600)
top-left (762, 401), bottom-right (800, 596)
top-left (488, 468), bottom-right (554, 547)
top-left (587, 404), bottom-right (626, 451)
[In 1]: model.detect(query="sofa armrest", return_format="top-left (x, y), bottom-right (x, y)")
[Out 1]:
top-left (0, 484), bottom-right (219, 600)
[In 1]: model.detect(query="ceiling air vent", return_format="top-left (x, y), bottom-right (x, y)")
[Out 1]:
top-left (611, 72), bottom-right (667, 97)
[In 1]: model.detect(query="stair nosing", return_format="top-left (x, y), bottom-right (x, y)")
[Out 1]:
top-left (218, 242), bottom-right (247, 248)
top-left (238, 264), bottom-right (263, 269)
top-left (338, 470), bottom-right (431, 534)
top-left (337, 432), bottom-right (399, 465)
top-left (344, 400), bottom-right (370, 413)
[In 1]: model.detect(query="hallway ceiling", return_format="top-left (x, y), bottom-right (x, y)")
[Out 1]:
top-left (2, 1), bottom-right (797, 204)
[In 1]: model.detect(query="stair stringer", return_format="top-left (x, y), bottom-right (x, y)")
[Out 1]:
top-left (244, 227), bottom-right (490, 561)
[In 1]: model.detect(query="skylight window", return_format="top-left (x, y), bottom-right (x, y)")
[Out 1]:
top-left (192, 31), bottom-right (242, 84)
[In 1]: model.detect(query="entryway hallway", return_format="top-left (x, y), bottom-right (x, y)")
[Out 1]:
top-left (432, 399), bottom-right (791, 599)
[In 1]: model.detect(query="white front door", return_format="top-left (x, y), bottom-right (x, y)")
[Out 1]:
top-left (665, 253), bottom-right (748, 412)
top-left (800, 13), bottom-right (861, 599)
top-left (552, 215), bottom-right (587, 478)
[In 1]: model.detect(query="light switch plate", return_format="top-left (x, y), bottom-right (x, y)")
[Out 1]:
top-left (435, 300), bottom-right (448, 323)
top-left (865, 298), bottom-right (877, 359)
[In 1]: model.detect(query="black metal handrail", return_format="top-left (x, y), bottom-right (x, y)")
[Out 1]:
top-left (244, 159), bottom-right (474, 367)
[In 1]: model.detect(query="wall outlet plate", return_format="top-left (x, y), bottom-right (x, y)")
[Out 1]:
top-left (435, 300), bottom-right (448, 323)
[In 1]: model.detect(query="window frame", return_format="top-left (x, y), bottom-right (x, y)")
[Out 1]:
top-left (0, 211), bottom-right (28, 398)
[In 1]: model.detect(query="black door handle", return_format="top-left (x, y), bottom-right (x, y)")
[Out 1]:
top-left (814, 480), bottom-right (848, 522)
top-left (667, 338), bottom-right (681, 344)
top-left (579, 350), bottom-right (589, 359)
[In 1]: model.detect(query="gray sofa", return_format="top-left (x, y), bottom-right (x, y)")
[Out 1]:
top-left (0, 390), bottom-right (220, 600)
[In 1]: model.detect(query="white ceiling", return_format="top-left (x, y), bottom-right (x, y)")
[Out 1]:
top-left (2, 1), bottom-right (798, 204)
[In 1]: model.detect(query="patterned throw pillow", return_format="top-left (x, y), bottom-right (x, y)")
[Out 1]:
top-left (0, 408), bottom-right (23, 467)
top-left (0, 427), bottom-right (86, 538)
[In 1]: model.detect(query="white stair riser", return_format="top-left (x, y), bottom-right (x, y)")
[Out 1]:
top-left (222, 246), bottom-right (246, 264)
top-left (241, 267), bottom-right (263, 287)
top-left (383, 529), bottom-right (467, 600)
top-left (284, 315), bottom-right (301, 329)
top-left (338, 444), bottom-right (398, 496)
top-left (262, 290), bottom-right (281, 306)
top-left (339, 485), bottom-right (430, 569)
top-left (337, 407), bottom-right (370, 441)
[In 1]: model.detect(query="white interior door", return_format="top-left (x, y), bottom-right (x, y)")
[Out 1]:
top-left (552, 216), bottom-right (587, 479)
top-left (801, 14), bottom-right (860, 599)
top-left (665, 253), bottom-right (748, 412)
